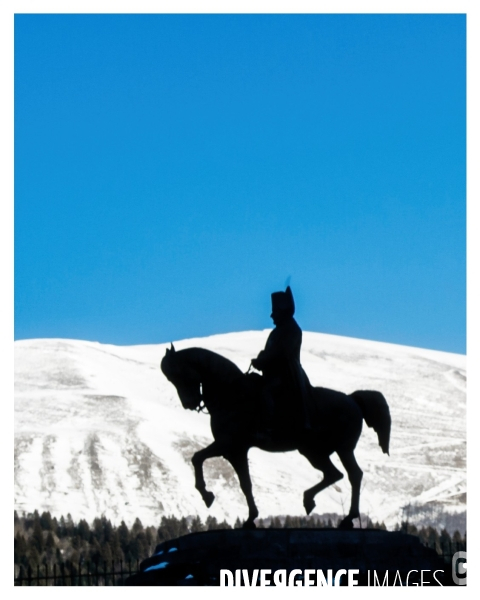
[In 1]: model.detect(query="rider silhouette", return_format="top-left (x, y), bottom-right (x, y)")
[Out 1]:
top-left (251, 286), bottom-right (312, 436)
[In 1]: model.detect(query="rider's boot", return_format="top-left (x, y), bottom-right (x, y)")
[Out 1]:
top-left (257, 389), bottom-right (275, 442)
top-left (300, 390), bottom-right (313, 432)
top-left (303, 413), bottom-right (313, 431)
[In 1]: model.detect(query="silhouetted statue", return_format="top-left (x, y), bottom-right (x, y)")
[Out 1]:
top-left (251, 286), bottom-right (311, 436)
top-left (161, 319), bottom-right (391, 529)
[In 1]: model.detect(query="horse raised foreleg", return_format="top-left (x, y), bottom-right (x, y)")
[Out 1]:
top-left (191, 442), bottom-right (224, 508)
top-left (226, 451), bottom-right (259, 529)
top-left (301, 453), bottom-right (344, 515)
top-left (336, 449), bottom-right (363, 529)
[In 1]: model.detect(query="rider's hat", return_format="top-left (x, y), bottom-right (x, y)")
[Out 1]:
top-left (271, 286), bottom-right (295, 316)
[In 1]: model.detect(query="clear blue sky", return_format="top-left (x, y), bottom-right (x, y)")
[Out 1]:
top-left (14, 14), bottom-right (466, 353)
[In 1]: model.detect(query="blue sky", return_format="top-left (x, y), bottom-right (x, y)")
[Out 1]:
top-left (14, 14), bottom-right (466, 353)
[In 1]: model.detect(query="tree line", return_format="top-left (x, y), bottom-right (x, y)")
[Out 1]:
top-left (14, 509), bottom-right (465, 576)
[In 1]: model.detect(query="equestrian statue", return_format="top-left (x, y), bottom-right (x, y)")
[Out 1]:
top-left (161, 286), bottom-right (391, 529)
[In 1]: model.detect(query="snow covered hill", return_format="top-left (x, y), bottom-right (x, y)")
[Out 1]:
top-left (14, 331), bottom-right (466, 531)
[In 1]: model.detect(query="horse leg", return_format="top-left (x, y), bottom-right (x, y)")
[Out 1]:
top-left (336, 449), bottom-right (363, 529)
top-left (226, 451), bottom-right (259, 529)
top-left (191, 441), bottom-right (224, 508)
top-left (301, 453), bottom-right (344, 515)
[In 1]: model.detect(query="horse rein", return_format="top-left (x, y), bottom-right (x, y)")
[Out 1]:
top-left (194, 362), bottom-right (255, 414)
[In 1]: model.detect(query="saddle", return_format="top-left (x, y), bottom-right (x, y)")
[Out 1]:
top-left (240, 371), bottom-right (263, 397)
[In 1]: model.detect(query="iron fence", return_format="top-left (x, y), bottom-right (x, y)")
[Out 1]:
top-left (14, 540), bottom-right (467, 586)
top-left (14, 559), bottom-right (140, 586)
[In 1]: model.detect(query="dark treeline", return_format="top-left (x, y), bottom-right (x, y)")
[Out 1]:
top-left (14, 510), bottom-right (466, 577)
top-left (395, 521), bottom-right (466, 554)
top-left (14, 510), bottom-right (228, 575)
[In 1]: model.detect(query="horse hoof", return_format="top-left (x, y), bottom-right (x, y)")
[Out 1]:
top-left (337, 517), bottom-right (354, 530)
top-left (204, 491), bottom-right (215, 508)
top-left (242, 520), bottom-right (257, 530)
top-left (303, 496), bottom-right (315, 515)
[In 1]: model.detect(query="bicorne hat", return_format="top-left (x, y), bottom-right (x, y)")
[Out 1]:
top-left (271, 286), bottom-right (295, 316)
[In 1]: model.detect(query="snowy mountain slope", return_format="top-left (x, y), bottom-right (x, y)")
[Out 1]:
top-left (14, 331), bottom-right (466, 530)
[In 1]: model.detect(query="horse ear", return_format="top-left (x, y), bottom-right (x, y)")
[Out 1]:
top-left (170, 343), bottom-right (176, 353)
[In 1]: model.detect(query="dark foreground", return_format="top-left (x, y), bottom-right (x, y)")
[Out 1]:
top-left (126, 528), bottom-right (455, 586)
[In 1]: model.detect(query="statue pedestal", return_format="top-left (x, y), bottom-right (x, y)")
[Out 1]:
top-left (125, 528), bottom-right (447, 586)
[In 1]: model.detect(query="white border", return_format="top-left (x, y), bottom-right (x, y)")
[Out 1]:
top-left (4, 2), bottom-right (477, 597)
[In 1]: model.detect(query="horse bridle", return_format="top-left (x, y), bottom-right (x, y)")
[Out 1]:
top-left (195, 383), bottom-right (209, 414)
top-left (195, 398), bottom-right (209, 414)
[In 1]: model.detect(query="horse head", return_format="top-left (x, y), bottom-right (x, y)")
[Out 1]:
top-left (161, 344), bottom-right (203, 411)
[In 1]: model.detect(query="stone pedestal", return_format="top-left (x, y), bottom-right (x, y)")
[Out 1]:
top-left (125, 528), bottom-right (446, 586)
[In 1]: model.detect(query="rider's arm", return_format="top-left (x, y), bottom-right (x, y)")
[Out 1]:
top-left (252, 325), bottom-right (300, 370)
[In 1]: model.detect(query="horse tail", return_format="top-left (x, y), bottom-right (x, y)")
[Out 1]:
top-left (351, 390), bottom-right (391, 455)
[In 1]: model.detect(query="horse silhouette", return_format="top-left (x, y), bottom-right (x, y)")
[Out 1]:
top-left (161, 345), bottom-right (391, 529)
